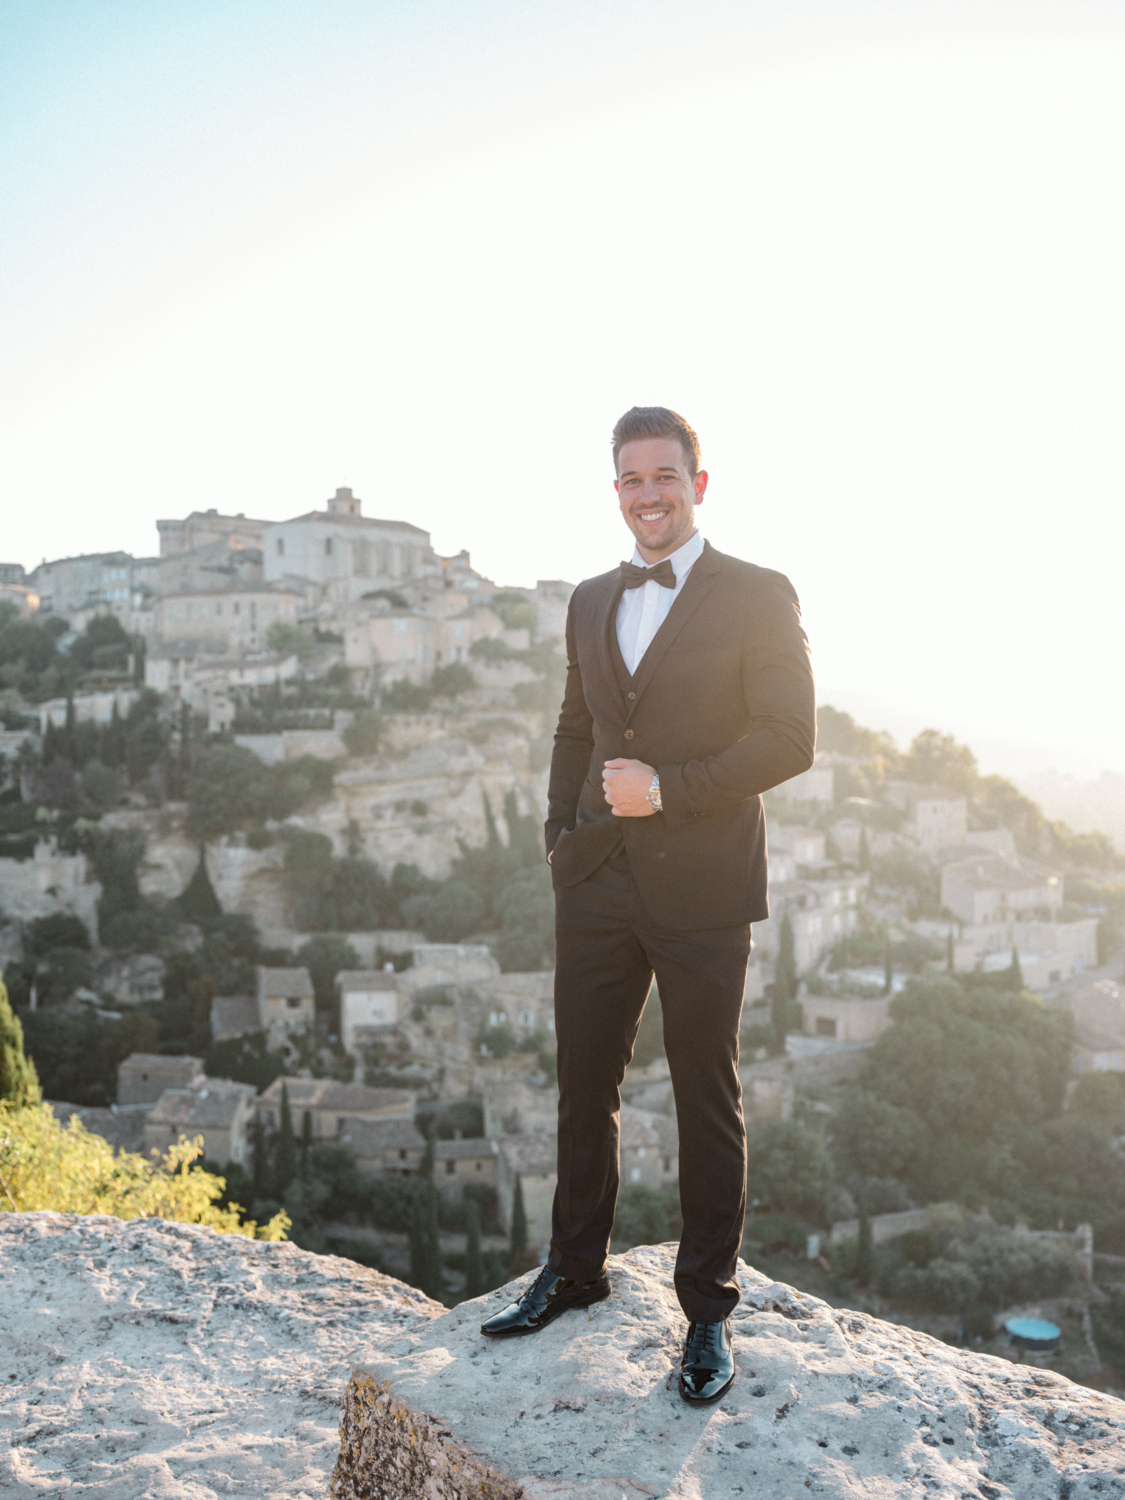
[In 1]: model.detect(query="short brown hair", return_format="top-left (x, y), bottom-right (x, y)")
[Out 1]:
top-left (612, 406), bottom-right (701, 478)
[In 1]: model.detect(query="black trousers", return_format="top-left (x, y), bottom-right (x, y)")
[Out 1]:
top-left (548, 845), bottom-right (752, 1323)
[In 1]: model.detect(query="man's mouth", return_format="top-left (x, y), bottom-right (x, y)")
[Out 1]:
top-left (635, 509), bottom-right (670, 527)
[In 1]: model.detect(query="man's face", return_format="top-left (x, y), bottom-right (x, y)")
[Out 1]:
top-left (615, 437), bottom-right (708, 562)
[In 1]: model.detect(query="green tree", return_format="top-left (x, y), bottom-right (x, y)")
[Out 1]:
top-left (251, 1112), bottom-right (270, 1202)
top-left (409, 1183), bottom-right (443, 1300)
top-left (295, 933), bottom-right (361, 1016)
top-left (493, 866), bottom-right (554, 971)
top-left (275, 1082), bottom-right (297, 1196)
top-left (746, 1119), bottom-right (833, 1218)
top-left (831, 1089), bottom-right (929, 1180)
top-left (185, 745), bottom-right (275, 842)
top-left (430, 662), bottom-right (477, 697)
top-left (0, 972), bottom-right (41, 1106)
top-left (508, 1174), bottom-right (530, 1274)
top-left (342, 708), bottom-right (385, 757)
top-left (901, 729), bottom-right (978, 792)
top-left (463, 1196), bottom-right (484, 1299)
top-left (266, 621), bottom-right (318, 661)
top-left (179, 849), bottom-right (223, 921)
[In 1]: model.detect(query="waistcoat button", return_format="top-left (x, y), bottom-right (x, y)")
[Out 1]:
top-left (623, 729), bottom-right (635, 740)
top-left (627, 692), bottom-right (636, 699)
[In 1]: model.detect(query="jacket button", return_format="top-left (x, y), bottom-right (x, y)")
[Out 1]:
top-left (624, 729), bottom-right (635, 740)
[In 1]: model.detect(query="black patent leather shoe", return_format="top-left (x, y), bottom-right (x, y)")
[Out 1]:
top-left (480, 1266), bottom-right (610, 1339)
top-left (678, 1319), bottom-right (735, 1404)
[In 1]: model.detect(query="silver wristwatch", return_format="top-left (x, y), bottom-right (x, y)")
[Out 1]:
top-left (645, 774), bottom-right (662, 812)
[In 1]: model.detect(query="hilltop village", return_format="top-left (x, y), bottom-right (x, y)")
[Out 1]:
top-left (1, 489), bottom-right (1124, 1386)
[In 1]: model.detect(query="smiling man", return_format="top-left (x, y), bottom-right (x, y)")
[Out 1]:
top-left (480, 406), bottom-right (816, 1405)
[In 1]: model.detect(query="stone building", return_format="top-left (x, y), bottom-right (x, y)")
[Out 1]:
top-left (619, 1104), bottom-right (678, 1190)
top-left (157, 509), bottom-right (266, 557)
top-left (143, 1078), bottom-right (257, 1168)
top-left (29, 551), bottom-right (159, 633)
top-left (117, 1053), bottom-right (203, 1107)
top-left (496, 1133), bottom-right (556, 1254)
top-left (801, 994), bottom-right (890, 1044)
top-left (338, 1116), bottom-right (428, 1176)
top-left (433, 1137), bottom-right (499, 1202)
top-left (886, 783), bottom-right (968, 851)
top-left (940, 856), bottom-right (1062, 928)
top-left (752, 872), bottom-right (870, 973)
top-left (256, 966), bottom-right (316, 1044)
top-left (338, 969), bottom-right (400, 1058)
top-left (263, 487), bottom-right (439, 607)
top-left (257, 1078), bottom-right (415, 1140)
top-left (154, 585), bottom-right (302, 653)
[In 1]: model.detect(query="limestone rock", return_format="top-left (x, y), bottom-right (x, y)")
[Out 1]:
top-left (3, 1213), bottom-right (1123, 1500)
top-left (0, 1211), bottom-right (441, 1498)
top-left (338, 1243), bottom-right (1125, 1499)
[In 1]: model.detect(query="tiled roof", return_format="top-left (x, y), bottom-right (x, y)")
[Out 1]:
top-left (258, 1077), bottom-right (414, 1114)
top-left (498, 1134), bottom-right (557, 1175)
top-left (339, 1117), bottom-right (426, 1155)
top-left (433, 1137), bottom-right (499, 1162)
top-left (336, 970), bottom-right (398, 992)
top-left (257, 967), bottom-right (315, 1000)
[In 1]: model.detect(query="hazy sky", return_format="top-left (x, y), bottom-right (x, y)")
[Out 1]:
top-left (2, 1), bottom-right (1123, 775)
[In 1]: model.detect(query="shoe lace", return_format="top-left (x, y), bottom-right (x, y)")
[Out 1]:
top-left (689, 1321), bottom-right (722, 1356)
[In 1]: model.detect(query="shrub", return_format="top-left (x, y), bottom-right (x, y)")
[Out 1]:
top-left (343, 708), bottom-right (385, 757)
top-left (613, 1184), bottom-right (680, 1249)
top-left (746, 1119), bottom-right (833, 1218)
top-left (0, 1103), bottom-right (288, 1239)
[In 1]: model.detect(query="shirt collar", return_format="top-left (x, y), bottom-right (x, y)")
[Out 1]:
top-left (630, 528), bottom-right (705, 582)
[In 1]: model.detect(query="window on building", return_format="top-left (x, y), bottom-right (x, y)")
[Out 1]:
top-left (325, 538), bottom-right (333, 557)
top-left (286, 996), bottom-right (301, 1008)
top-left (445, 1159), bottom-right (456, 1175)
top-left (815, 1017), bottom-right (837, 1037)
top-left (276, 538), bottom-right (284, 556)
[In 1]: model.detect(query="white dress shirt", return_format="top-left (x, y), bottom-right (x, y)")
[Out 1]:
top-left (615, 529), bottom-right (705, 676)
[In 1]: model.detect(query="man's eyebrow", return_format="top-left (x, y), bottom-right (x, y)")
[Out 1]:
top-left (619, 466), bottom-right (681, 478)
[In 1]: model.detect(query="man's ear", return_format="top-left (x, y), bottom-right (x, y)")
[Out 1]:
top-left (613, 480), bottom-right (620, 495)
top-left (694, 469), bottom-right (709, 503)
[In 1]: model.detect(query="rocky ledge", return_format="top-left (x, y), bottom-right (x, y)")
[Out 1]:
top-left (2, 1213), bottom-right (1123, 1500)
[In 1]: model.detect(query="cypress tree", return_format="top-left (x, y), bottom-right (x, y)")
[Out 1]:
top-left (251, 1112), bottom-right (269, 1202)
top-left (857, 824), bottom-right (871, 873)
top-left (179, 848), bottom-right (222, 921)
top-left (946, 929), bottom-right (955, 974)
top-left (855, 1191), bottom-right (875, 1288)
top-left (410, 1184), bottom-right (444, 1301)
top-left (274, 1082), bottom-right (297, 1195)
top-left (883, 940), bottom-right (893, 996)
top-left (464, 1197), bottom-right (484, 1300)
top-left (421, 1131), bottom-right (434, 1180)
top-left (0, 972), bottom-right (41, 1106)
top-left (421, 1183), bottom-right (443, 1300)
top-left (508, 1174), bottom-right (530, 1275)
top-left (1007, 945), bottom-right (1024, 992)
top-left (301, 1108), bottom-right (313, 1163)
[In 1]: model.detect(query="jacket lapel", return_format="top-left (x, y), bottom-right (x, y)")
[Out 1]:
top-left (593, 570), bottom-right (628, 725)
top-left (625, 541), bottom-right (722, 720)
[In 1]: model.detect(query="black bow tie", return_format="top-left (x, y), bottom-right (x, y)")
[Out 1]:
top-left (620, 559), bottom-right (677, 590)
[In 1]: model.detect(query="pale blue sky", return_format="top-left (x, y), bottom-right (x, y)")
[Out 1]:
top-left (2, 1), bottom-right (1124, 773)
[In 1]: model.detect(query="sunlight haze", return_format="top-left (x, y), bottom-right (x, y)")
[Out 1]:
top-left (2, 0), bottom-right (1122, 773)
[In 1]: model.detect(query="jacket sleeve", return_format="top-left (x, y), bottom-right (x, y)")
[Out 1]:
top-left (544, 597), bottom-right (595, 858)
top-left (658, 573), bottom-right (816, 831)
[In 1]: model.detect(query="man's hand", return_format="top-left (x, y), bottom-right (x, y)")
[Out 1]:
top-left (602, 758), bottom-right (658, 817)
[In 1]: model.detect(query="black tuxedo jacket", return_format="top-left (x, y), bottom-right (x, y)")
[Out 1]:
top-left (545, 540), bottom-right (816, 930)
